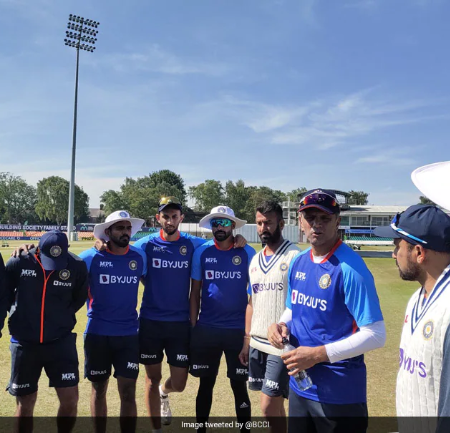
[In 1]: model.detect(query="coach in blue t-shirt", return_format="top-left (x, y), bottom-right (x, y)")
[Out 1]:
top-left (79, 210), bottom-right (147, 432)
top-left (268, 189), bottom-right (386, 433)
top-left (190, 206), bottom-right (256, 433)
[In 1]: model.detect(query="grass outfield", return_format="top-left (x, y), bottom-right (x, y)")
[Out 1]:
top-left (0, 240), bottom-right (417, 419)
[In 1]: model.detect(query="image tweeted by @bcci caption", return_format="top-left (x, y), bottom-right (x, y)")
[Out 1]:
top-left (182, 420), bottom-right (270, 430)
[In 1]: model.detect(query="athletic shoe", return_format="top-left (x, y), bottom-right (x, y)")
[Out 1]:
top-left (160, 394), bottom-right (172, 425)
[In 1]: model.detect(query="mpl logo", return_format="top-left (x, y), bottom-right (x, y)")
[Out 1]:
top-left (205, 257), bottom-right (218, 263)
top-left (236, 368), bottom-right (247, 375)
top-left (127, 362), bottom-right (139, 370)
top-left (99, 261), bottom-right (113, 268)
top-left (295, 272), bottom-right (306, 281)
top-left (21, 269), bottom-right (36, 278)
top-left (153, 246), bottom-right (165, 252)
top-left (265, 379), bottom-right (279, 390)
top-left (62, 373), bottom-right (76, 381)
top-left (177, 354), bottom-right (188, 362)
top-left (99, 274), bottom-right (110, 284)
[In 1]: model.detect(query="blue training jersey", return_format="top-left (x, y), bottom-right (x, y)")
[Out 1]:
top-left (191, 241), bottom-right (256, 329)
top-left (134, 230), bottom-right (205, 322)
top-left (287, 240), bottom-right (383, 404)
top-left (79, 246), bottom-right (147, 336)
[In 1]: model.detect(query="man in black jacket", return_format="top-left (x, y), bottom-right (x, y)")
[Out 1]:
top-left (0, 231), bottom-right (88, 433)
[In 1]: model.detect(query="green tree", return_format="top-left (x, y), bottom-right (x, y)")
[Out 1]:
top-left (35, 176), bottom-right (89, 225)
top-left (419, 195), bottom-right (436, 206)
top-left (0, 172), bottom-right (37, 224)
top-left (286, 187), bottom-right (308, 203)
top-left (224, 180), bottom-right (250, 219)
top-left (347, 190), bottom-right (369, 206)
top-left (189, 180), bottom-right (224, 212)
top-left (100, 170), bottom-right (186, 221)
top-left (243, 186), bottom-right (287, 223)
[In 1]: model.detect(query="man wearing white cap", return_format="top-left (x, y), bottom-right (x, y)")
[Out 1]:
top-left (78, 210), bottom-right (147, 433)
top-left (190, 206), bottom-right (256, 433)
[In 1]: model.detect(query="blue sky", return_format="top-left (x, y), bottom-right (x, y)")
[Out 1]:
top-left (1, 0), bottom-right (449, 207)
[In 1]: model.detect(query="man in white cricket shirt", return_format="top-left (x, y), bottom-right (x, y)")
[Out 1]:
top-left (242, 201), bottom-right (300, 433)
top-left (374, 205), bottom-right (450, 433)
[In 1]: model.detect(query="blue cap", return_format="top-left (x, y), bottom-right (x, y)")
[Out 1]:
top-left (37, 230), bottom-right (69, 270)
top-left (373, 205), bottom-right (450, 252)
top-left (298, 189), bottom-right (340, 215)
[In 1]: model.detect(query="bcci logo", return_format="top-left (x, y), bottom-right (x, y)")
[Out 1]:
top-left (217, 207), bottom-right (227, 213)
top-left (280, 263), bottom-right (288, 272)
top-left (232, 256), bottom-right (242, 266)
top-left (180, 246), bottom-right (187, 256)
top-left (59, 269), bottom-right (70, 280)
top-left (50, 245), bottom-right (62, 257)
top-left (119, 211), bottom-right (129, 218)
top-left (318, 274), bottom-right (331, 289)
top-left (129, 260), bottom-right (137, 271)
top-left (423, 320), bottom-right (434, 340)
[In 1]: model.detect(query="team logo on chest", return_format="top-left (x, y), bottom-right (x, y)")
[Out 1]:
top-left (423, 320), bottom-right (434, 340)
top-left (280, 263), bottom-right (288, 272)
top-left (180, 245), bottom-right (187, 256)
top-left (129, 260), bottom-right (138, 271)
top-left (318, 274), bottom-right (331, 289)
top-left (59, 269), bottom-right (70, 280)
top-left (232, 256), bottom-right (242, 266)
top-left (50, 245), bottom-right (61, 257)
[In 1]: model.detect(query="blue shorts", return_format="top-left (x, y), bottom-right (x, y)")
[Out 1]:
top-left (139, 318), bottom-right (190, 368)
top-left (8, 333), bottom-right (79, 396)
top-left (189, 325), bottom-right (248, 381)
top-left (288, 388), bottom-right (368, 433)
top-left (84, 334), bottom-right (139, 381)
top-left (248, 347), bottom-right (289, 398)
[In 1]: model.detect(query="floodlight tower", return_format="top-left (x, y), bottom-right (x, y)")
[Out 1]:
top-left (64, 14), bottom-right (100, 241)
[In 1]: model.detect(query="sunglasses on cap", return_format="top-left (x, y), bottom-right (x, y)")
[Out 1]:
top-left (159, 196), bottom-right (181, 206)
top-left (390, 213), bottom-right (428, 245)
top-left (210, 218), bottom-right (233, 228)
top-left (298, 192), bottom-right (339, 211)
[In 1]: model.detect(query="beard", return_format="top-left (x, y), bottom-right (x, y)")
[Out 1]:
top-left (397, 261), bottom-right (420, 281)
top-left (110, 235), bottom-right (130, 248)
top-left (164, 227), bottom-right (177, 236)
top-left (214, 230), bottom-right (232, 241)
top-left (259, 225), bottom-right (282, 245)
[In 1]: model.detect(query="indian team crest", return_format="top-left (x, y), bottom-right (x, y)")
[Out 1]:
top-left (119, 211), bottom-right (129, 218)
top-left (280, 262), bottom-right (288, 272)
top-left (423, 320), bottom-right (434, 340)
top-left (217, 207), bottom-right (227, 213)
top-left (59, 269), bottom-right (70, 280)
top-left (129, 260), bottom-right (138, 271)
top-left (318, 274), bottom-right (331, 289)
top-left (50, 245), bottom-right (62, 257)
top-left (180, 245), bottom-right (187, 256)
top-left (232, 256), bottom-right (242, 266)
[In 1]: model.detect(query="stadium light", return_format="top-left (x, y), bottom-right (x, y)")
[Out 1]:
top-left (64, 14), bottom-right (100, 241)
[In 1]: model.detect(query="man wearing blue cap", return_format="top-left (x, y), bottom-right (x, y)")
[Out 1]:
top-left (268, 189), bottom-right (386, 433)
top-left (374, 205), bottom-right (450, 430)
top-left (0, 230), bottom-right (88, 432)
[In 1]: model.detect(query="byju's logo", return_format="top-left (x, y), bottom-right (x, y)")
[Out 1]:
top-left (153, 258), bottom-right (161, 268)
top-left (205, 270), bottom-right (214, 280)
top-left (99, 274), bottom-right (110, 284)
top-left (399, 348), bottom-right (426, 378)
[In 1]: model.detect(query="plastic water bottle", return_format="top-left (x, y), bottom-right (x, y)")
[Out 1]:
top-left (282, 337), bottom-right (313, 391)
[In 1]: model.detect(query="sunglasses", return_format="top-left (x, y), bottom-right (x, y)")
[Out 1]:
top-left (210, 218), bottom-right (233, 228)
top-left (391, 214), bottom-right (428, 245)
top-left (159, 196), bottom-right (181, 206)
top-left (299, 192), bottom-right (338, 211)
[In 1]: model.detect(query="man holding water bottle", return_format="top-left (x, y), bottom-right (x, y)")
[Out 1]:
top-left (268, 189), bottom-right (386, 433)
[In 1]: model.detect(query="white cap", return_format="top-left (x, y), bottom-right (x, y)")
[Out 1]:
top-left (93, 210), bottom-right (145, 241)
top-left (199, 205), bottom-right (247, 230)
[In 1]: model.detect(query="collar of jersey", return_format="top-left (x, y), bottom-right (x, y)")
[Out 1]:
top-left (309, 239), bottom-right (342, 264)
top-left (410, 265), bottom-right (450, 335)
top-left (160, 229), bottom-right (180, 242)
top-left (258, 240), bottom-right (292, 274)
top-left (106, 245), bottom-right (129, 255)
top-left (214, 239), bottom-right (233, 251)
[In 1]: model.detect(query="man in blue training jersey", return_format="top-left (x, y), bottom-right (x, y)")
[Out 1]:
top-left (268, 189), bottom-right (386, 433)
top-left (133, 197), bottom-right (246, 432)
top-left (79, 210), bottom-right (147, 433)
top-left (190, 206), bottom-right (256, 433)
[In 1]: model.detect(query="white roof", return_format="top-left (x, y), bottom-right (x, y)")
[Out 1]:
top-left (341, 205), bottom-right (408, 215)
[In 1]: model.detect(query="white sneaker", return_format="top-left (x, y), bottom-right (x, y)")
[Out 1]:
top-left (160, 394), bottom-right (172, 425)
